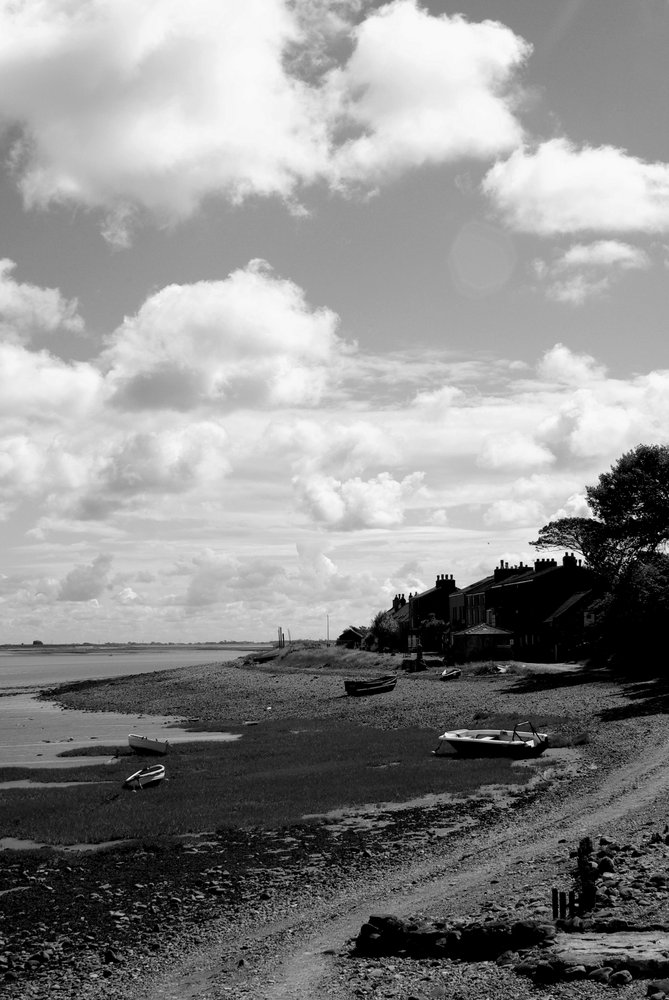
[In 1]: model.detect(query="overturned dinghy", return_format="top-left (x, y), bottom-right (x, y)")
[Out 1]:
top-left (344, 674), bottom-right (398, 697)
top-left (434, 720), bottom-right (548, 758)
top-left (123, 763), bottom-right (166, 790)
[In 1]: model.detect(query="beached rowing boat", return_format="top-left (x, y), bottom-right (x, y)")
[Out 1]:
top-left (128, 733), bottom-right (169, 754)
top-left (344, 674), bottom-right (398, 697)
top-left (123, 763), bottom-right (166, 790)
top-left (440, 668), bottom-right (462, 681)
top-left (434, 720), bottom-right (548, 758)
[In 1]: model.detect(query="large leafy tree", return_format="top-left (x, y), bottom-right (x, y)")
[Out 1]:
top-left (532, 444), bottom-right (669, 581)
top-left (586, 444), bottom-right (669, 554)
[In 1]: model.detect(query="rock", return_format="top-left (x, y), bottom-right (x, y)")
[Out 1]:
top-left (553, 931), bottom-right (669, 978)
top-left (533, 961), bottom-right (558, 983)
top-left (588, 966), bottom-right (613, 982)
top-left (648, 980), bottom-right (669, 995)
top-left (610, 969), bottom-right (633, 986)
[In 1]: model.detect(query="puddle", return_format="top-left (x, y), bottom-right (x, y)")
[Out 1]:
top-left (0, 691), bottom-right (242, 768)
top-left (0, 779), bottom-right (116, 790)
top-left (0, 836), bottom-right (139, 853)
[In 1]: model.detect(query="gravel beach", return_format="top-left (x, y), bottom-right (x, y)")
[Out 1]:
top-left (2, 650), bottom-right (669, 1000)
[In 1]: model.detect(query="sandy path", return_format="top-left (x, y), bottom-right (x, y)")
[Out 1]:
top-left (132, 713), bottom-right (669, 1000)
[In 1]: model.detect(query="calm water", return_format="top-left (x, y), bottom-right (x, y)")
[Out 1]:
top-left (0, 646), bottom-right (264, 769)
top-left (0, 645), bottom-right (263, 690)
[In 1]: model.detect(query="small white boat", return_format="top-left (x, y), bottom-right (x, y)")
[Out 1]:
top-left (123, 763), bottom-right (166, 790)
top-left (440, 668), bottom-right (462, 681)
top-left (434, 720), bottom-right (548, 758)
top-left (128, 733), bottom-right (169, 755)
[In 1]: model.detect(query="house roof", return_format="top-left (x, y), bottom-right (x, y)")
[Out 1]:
top-left (452, 623), bottom-right (513, 636)
top-left (544, 591), bottom-right (592, 624)
top-left (457, 575), bottom-right (496, 596)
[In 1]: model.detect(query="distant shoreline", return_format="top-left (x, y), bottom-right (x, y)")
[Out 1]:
top-left (0, 641), bottom-right (272, 655)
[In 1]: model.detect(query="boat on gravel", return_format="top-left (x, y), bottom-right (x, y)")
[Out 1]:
top-left (344, 674), bottom-right (398, 697)
top-left (128, 733), bottom-right (169, 755)
top-left (123, 764), bottom-right (166, 790)
top-left (434, 720), bottom-right (548, 758)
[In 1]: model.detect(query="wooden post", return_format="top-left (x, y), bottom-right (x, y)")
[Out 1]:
top-left (551, 888), bottom-right (559, 918)
top-left (568, 890), bottom-right (576, 917)
top-left (559, 891), bottom-right (567, 919)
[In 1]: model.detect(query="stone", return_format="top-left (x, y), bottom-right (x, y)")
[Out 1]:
top-left (588, 966), bottom-right (613, 982)
top-left (610, 969), bottom-right (633, 986)
top-left (553, 932), bottom-right (669, 978)
top-left (648, 980), bottom-right (669, 995)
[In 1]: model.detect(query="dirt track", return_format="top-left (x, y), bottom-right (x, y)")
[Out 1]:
top-left (131, 706), bottom-right (669, 1000)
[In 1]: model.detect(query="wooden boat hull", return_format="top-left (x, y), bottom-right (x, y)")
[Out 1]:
top-left (434, 724), bottom-right (548, 758)
top-left (128, 733), bottom-right (169, 755)
top-left (344, 675), bottom-right (397, 697)
top-left (123, 764), bottom-right (166, 789)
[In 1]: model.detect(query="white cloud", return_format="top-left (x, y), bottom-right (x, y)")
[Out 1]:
top-left (69, 423), bottom-right (231, 520)
top-left (327, 1), bottom-right (529, 185)
top-left (0, 0), bottom-right (530, 239)
top-left (0, 0), bottom-right (329, 239)
top-left (533, 240), bottom-right (651, 304)
top-left (58, 553), bottom-right (113, 602)
top-left (0, 342), bottom-right (102, 419)
top-left (295, 471), bottom-right (425, 530)
top-left (536, 343), bottom-right (606, 385)
top-left (103, 261), bottom-right (346, 410)
top-left (484, 139), bottom-right (669, 235)
top-left (0, 259), bottom-right (83, 343)
top-left (483, 497), bottom-right (545, 528)
top-left (478, 432), bottom-right (555, 471)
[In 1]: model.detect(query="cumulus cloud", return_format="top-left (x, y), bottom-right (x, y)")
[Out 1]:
top-left (0, 0), bottom-right (328, 240)
top-left (484, 139), bottom-right (669, 235)
top-left (0, 342), bottom-right (102, 419)
top-left (58, 554), bottom-right (113, 601)
top-left (295, 470), bottom-right (425, 530)
top-left (0, 0), bottom-right (530, 239)
top-left (326, 1), bottom-right (529, 185)
top-left (533, 240), bottom-right (651, 304)
top-left (478, 432), bottom-right (554, 470)
top-left (0, 259), bottom-right (83, 343)
top-left (70, 423), bottom-right (231, 520)
top-left (536, 343), bottom-right (606, 385)
top-left (103, 261), bottom-right (345, 410)
top-left (483, 497), bottom-right (545, 528)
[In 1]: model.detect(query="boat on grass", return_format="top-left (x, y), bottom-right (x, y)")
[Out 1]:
top-left (344, 674), bottom-right (398, 697)
top-left (440, 668), bottom-right (462, 681)
top-left (123, 763), bottom-right (166, 790)
top-left (128, 733), bottom-right (169, 755)
top-left (434, 720), bottom-right (548, 758)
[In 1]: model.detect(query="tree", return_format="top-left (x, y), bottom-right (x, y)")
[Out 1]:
top-left (586, 444), bottom-right (669, 555)
top-left (532, 444), bottom-right (669, 582)
top-left (367, 610), bottom-right (400, 651)
top-left (532, 444), bottom-right (669, 671)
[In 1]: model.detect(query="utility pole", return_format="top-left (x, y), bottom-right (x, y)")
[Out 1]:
top-left (326, 613), bottom-right (330, 644)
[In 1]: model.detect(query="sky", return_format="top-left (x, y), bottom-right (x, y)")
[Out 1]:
top-left (1, 0), bottom-right (669, 644)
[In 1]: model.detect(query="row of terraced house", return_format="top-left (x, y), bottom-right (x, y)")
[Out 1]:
top-left (338, 552), bottom-right (599, 663)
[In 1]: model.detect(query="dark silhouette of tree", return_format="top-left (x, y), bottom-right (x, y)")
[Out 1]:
top-left (532, 444), bottom-right (669, 583)
top-left (367, 610), bottom-right (400, 651)
top-left (532, 444), bottom-right (669, 670)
